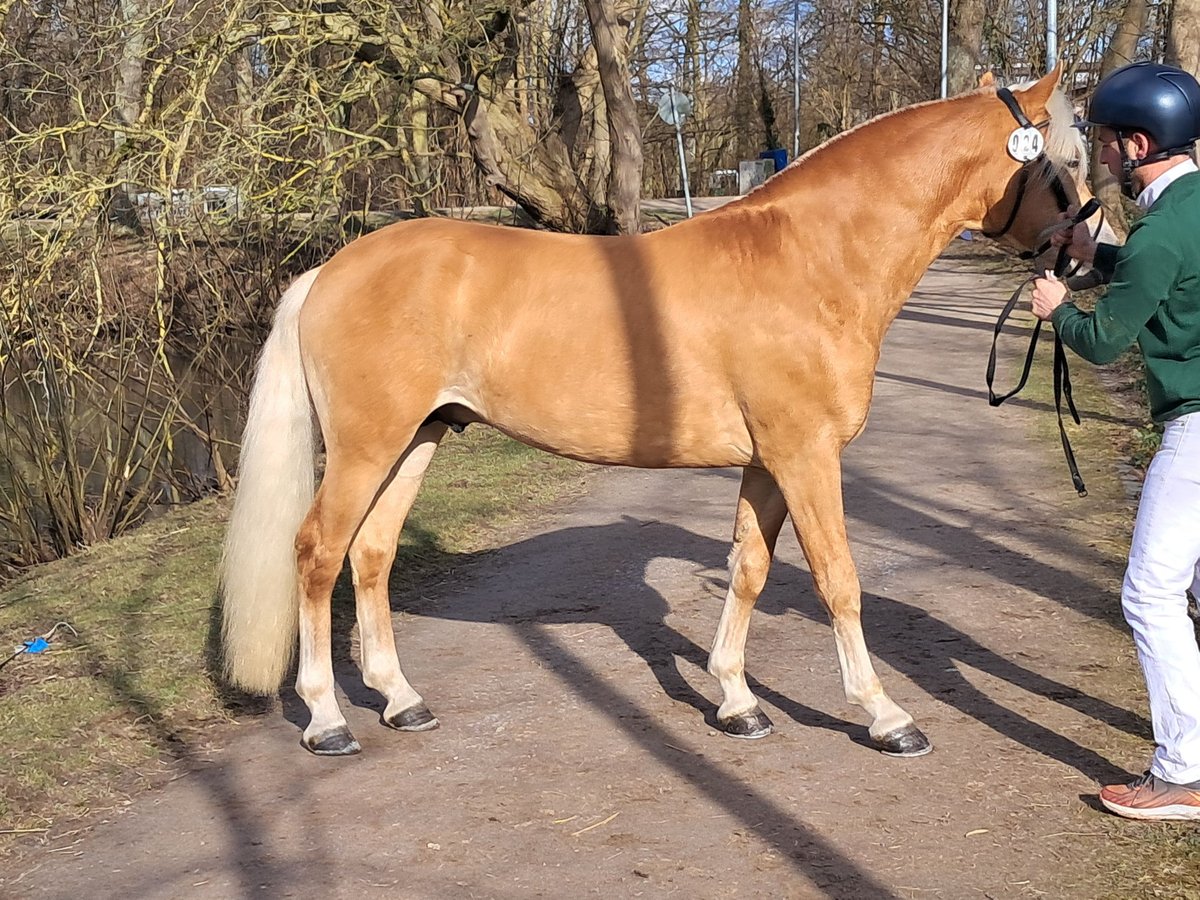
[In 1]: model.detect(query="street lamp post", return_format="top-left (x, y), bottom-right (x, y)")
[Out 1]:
top-left (792, 0), bottom-right (800, 159)
top-left (660, 84), bottom-right (693, 218)
top-left (940, 0), bottom-right (949, 98)
top-left (1046, 0), bottom-right (1058, 70)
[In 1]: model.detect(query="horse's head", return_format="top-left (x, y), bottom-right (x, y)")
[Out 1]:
top-left (976, 67), bottom-right (1115, 273)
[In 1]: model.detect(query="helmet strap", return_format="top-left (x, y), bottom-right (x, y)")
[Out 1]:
top-left (1115, 130), bottom-right (1196, 197)
top-left (1115, 134), bottom-right (1137, 199)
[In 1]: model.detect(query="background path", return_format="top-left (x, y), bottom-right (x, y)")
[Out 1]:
top-left (4, 256), bottom-right (1150, 899)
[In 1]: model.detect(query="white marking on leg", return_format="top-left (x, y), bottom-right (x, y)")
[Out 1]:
top-left (356, 597), bottom-right (423, 718)
top-left (350, 427), bottom-right (443, 720)
top-left (296, 592), bottom-right (348, 742)
top-left (831, 618), bottom-right (911, 738)
top-left (709, 588), bottom-right (759, 721)
top-left (709, 539), bottom-right (763, 721)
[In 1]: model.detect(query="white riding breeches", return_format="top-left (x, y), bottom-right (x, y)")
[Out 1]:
top-left (1121, 411), bottom-right (1200, 784)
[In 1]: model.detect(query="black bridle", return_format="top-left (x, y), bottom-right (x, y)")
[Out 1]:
top-left (981, 158), bottom-right (1071, 250)
top-left (981, 88), bottom-right (1103, 267)
top-left (982, 87), bottom-right (1103, 498)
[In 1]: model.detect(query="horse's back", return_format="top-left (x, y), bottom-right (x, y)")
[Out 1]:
top-left (295, 217), bottom-right (764, 466)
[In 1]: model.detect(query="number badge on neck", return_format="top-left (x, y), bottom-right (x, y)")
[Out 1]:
top-left (1007, 127), bottom-right (1045, 162)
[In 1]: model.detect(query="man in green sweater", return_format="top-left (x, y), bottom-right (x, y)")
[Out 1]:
top-left (1032, 61), bottom-right (1200, 821)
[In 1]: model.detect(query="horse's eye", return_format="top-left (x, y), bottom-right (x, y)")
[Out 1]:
top-left (1067, 159), bottom-right (1081, 170)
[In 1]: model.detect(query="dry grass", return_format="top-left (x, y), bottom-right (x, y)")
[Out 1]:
top-left (0, 428), bottom-right (589, 851)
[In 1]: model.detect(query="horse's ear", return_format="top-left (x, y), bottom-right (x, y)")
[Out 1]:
top-left (978, 70), bottom-right (995, 88)
top-left (1014, 62), bottom-right (1062, 115)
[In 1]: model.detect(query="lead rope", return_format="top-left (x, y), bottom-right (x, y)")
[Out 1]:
top-left (985, 198), bottom-right (1101, 497)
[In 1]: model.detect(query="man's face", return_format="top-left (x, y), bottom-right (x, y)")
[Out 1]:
top-left (1095, 127), bottom-right (1154, 180)
top-left (1096, 127), bottom-right (1125, 178)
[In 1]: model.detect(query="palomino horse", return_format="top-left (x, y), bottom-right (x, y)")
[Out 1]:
top-left (221, 67), bottom-right (1104, 756)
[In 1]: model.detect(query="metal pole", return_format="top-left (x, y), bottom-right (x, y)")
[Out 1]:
top-left (940, 0), bottom-right (948, 98)
top-left (1046, 0), bottom-right (1057, 70)
top-left (792, 0), bottom-right (800, 159)
top-left (669, 86), bottom-right (693, 218)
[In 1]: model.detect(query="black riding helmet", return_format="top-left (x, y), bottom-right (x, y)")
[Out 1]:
top-left (1076, 61), bottom-right (1200, 196)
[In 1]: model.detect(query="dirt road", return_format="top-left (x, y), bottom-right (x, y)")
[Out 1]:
top-left (4, 256), bottom-right (1153, 898)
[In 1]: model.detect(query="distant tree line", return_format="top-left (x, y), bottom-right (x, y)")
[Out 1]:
top-left (0, 0), bottom-right (1195, 572)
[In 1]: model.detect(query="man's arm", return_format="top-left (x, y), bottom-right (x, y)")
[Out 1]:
top-left (1091, 242), bottom-right (1120, 283)
top-left (1049, 233), bottom-right (1180, 364)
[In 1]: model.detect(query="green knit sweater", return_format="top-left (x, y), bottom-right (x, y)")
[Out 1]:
top-left (1051, 172), bottom-right (1200, 423)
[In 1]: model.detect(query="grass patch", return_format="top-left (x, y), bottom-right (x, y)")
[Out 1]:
top-left (988, 262), bottom-right (1200, 898)
top-left (0, 428), bottom-right (588, 848)
top-left (1104, 828), bottom-right (1200, 899)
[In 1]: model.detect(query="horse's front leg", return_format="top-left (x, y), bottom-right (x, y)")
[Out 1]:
top-left (709, 466), bottom-right (789, 738)
top-left (770, 442), bottom-right (932, 757)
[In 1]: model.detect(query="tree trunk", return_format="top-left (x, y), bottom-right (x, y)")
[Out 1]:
top-left (685, 0), bottom-right (703, 113)
top-left (110, 0), bottom-right (147, 230)
top-left (409, 92), bottom-right (432, 216)
top-left (1092, 0), bottom-right (1149, 235)
top-left (583, 0), bottom-right (643, 234)
top-left (684, 0), bottom-right (709, 181)
top-left (1167, 0), bottom-right (1200, 76)
top-left (326, 0), bottom-right (634, 231)
top-left (756, 56), bottom-right (780, 150)
top-left (114, 0), bottom-right (145, 151)
top-left (948, 0), bottom-right (986, 95)
top-left (234, 43), bottom-right (256, 134)
top-left (733, 0), bottom-right (758, 161)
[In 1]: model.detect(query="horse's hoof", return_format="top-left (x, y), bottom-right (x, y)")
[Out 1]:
top-left (874, 724), bottom-right (932, 758)
top-left (718, 708), bottom-right (774, 740)
top-left (304, 726), bottom-right (362, 756)
top-left (384, 702), bottom-right (440, 733)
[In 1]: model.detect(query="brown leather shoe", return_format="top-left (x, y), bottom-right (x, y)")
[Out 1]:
top-left (1100, 771), bottom-right (1200, 821)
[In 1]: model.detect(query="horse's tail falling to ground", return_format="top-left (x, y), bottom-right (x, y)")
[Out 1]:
top-left (220, 268), bottom-right (321, 694)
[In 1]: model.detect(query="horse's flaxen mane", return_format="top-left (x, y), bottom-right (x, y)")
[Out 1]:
top-left (725, 82), bottom-right (1085, 208)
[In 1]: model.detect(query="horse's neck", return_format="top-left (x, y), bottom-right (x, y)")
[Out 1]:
top-left (754, 100), bottom-right (994, 336)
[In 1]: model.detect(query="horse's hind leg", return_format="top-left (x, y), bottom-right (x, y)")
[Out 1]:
top-left (772, 445), bottom-right (932, 757)
top-left (294, 448), bottom-right (401, 756)
top-left (349, 423), bottom-right (448, 732)
top-left (709, 466), bottom-right (789, 738)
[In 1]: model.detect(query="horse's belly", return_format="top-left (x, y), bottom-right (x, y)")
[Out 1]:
top-left (480, 395), bottom-right (754, 469)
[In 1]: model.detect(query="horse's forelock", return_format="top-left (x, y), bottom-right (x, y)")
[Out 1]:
top-left (1008, 82), bottom-right (1089, 181)
top-left (1044, 88), bottom-right (1088, 179)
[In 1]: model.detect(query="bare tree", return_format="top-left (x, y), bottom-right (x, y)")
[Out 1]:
top-left (1167, 0), bottom-right (1200, 75)
top-left (733, 0), bottom-right (759, 160)
top-left (584, 0), bottom-right (643, 234)
top-left (949, 0), bottom-right (986, 94)
top-left (1092, 0), bottom-right (1149, 233)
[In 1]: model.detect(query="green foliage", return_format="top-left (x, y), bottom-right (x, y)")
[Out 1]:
top-left (1127, 422), bottom-right (1163, 472)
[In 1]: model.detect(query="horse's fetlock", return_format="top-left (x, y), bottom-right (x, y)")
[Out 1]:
top-left (707, 651), bottom-right (741, 681)
top-left (294, 676), bottom-right (321, 705)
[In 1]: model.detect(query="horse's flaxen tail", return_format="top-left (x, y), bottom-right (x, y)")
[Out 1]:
top-left (219, 267), bottom-right (322, 694)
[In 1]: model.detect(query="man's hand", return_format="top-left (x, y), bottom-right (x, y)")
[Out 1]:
top-left (1049, 206), bottom-right (1098, 264)
top-left (1032, 270), bottom-right (1069, 320)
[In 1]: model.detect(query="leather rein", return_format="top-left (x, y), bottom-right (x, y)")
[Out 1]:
top-left (981, 87), bottom-right (1104, 497)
